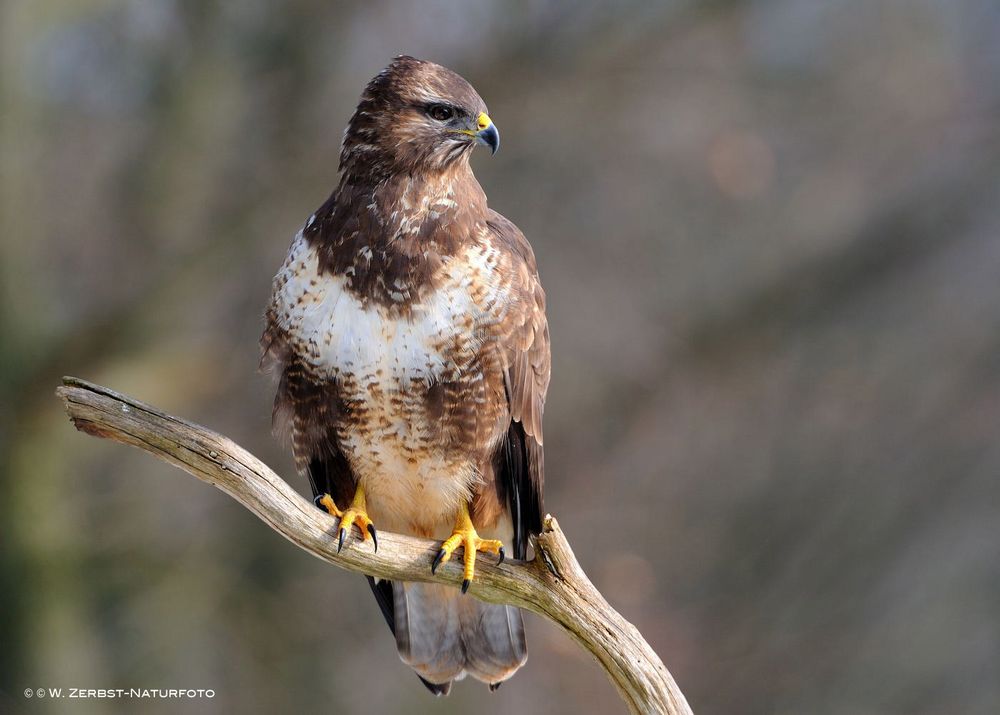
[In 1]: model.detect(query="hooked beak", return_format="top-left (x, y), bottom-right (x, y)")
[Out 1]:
top-left (474, 112), bottom-right (500, 155)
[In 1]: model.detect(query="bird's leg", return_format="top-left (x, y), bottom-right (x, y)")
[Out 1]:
top-left (431, 502), bottom-right (505, 594)
top-left (313, 485), bottom-right (377, 553)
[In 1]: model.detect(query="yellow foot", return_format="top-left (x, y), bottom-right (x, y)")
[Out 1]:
top-left (431, 504), bottom-right (505, 594)
top-left (313, 487), bottom-right (377, 553)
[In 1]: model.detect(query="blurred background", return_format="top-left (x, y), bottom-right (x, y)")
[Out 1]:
top-left (3, 1), bottom-right (1000, 713)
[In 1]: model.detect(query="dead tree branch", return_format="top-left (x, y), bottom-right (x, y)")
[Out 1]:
top-left (56, 376), bottom-right (693, 715)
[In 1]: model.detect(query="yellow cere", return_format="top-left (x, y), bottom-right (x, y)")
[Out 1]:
top-left (477, 112), bottom-right (492, 131)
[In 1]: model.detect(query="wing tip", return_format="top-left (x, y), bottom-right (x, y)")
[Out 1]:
top-left (418, 676), bottom-right (452, 696)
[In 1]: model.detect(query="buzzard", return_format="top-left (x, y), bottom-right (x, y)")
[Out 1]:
top-left (262, 56), bottom-right (549, 694)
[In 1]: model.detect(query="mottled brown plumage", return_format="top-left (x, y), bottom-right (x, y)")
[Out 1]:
top-left (262, 56), bottom-right (548, 694)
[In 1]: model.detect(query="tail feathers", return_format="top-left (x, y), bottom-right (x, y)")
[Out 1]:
top-left (394, 583), bottom-right (466, 685)
top-left (458, 589), bottom-right (528, 683)
top-left (393, 582), bottom-right (527, 691)
top-left (366, 577), bottom-right (452, 696)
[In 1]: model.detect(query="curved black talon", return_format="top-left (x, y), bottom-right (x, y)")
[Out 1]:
top-left (367, 523), bottom-right (378, 553)
top-left (431, 549), bottom-right (446, 575)
top-left (461, 578), bottom-right (471, 594)
top-left (489, 682), bottom-right (502, 692)
top-left (313, 494), bottom-right (326, 510)
top-left (497, 546), bottom-right (505, 566)
top-left (337, 527), bottom-right (346, 553)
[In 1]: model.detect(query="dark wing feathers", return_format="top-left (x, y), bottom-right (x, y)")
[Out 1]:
top-left (366, 576), bottom-right (395, 633)
top-left (494, 420), bottom-right (543, 559)
top-left (486, 210), bottom-right (549, 559)
top-left (306, 454), bottom-right (354, 512)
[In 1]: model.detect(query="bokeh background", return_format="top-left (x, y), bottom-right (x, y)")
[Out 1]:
top-left (3, 1), bottom-right (1000, 713)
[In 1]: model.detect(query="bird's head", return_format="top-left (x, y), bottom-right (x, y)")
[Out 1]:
top-left (340, 56), bottom-right (499, 177)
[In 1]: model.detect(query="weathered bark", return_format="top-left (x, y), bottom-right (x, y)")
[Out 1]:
top-left (57, 376), bottom-right (693, 715)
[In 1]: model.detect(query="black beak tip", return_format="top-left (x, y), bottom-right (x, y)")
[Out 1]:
top-left (479, 124), bottom-right (500, 155)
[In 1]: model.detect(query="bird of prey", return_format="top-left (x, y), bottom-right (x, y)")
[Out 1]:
top-left (261, 56), bottom-right (549, 694)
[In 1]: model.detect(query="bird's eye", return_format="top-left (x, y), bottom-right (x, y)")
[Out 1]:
top-left (427, 104), bottom-right (454, 122)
